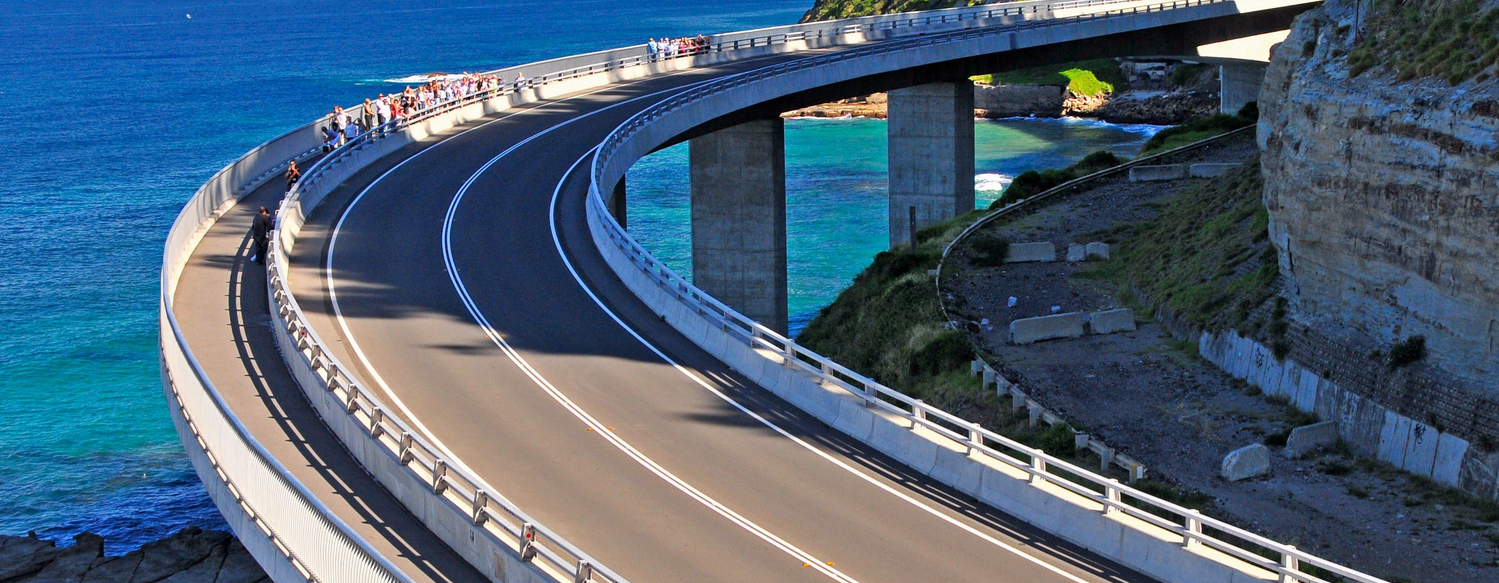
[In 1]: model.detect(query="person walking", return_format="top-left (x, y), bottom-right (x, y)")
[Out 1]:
top-left (251, 206), bottom-right (275, 265)
top-left (285, 161), bottom-right (300, 192)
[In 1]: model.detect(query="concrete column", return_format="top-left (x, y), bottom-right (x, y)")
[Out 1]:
top-left (1220, 62), bottom-right (1268, 115)
top-left (610, 177), bottom-right (627, 229)
top-left (887, 81), bottom-right (975, 249)
top-left (690, 118), bottom-right (787, 335)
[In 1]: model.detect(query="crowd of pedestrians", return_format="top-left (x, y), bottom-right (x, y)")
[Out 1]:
top-left (647, 35), bottom-right (710, 61)
top-left (319, 73), bottom-right (508, 152)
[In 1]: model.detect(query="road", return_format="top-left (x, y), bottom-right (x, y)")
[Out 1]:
top-left (286, 49), bottom-right (1155, 583)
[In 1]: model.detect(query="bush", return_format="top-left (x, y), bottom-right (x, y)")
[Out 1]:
top-left (991, 150), bottom-right (1125, 208)
top-left (1388, 335), bottom-right (1427, 369)
top-left (908, 330), bottom-right (974, 376)
top-left (968, 235), bottom-right (1010, 267)
top-left (1140, 113), bottom-right (1255, 155)
top-left (1037, 423), bottom-right (1077, 457)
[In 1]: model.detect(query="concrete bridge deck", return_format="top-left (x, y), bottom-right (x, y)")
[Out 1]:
top-left (285, 52), bottom-right (1152, 583)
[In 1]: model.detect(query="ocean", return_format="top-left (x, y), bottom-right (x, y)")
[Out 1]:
top-left (0, 0), bottom-right (1155, 553)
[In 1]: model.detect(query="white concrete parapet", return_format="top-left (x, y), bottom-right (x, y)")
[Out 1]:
top-left (1010, 312), bottom-right (1085, 344)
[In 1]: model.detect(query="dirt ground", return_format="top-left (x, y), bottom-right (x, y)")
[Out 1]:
top-left (941, 133), bottom-right (1499, 583)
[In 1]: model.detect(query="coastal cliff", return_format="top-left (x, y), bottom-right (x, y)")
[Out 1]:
top-left (1259, 0), bottom-right (1499, 391)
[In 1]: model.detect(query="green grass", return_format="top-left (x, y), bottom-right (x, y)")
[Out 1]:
top-left (1138, 112), bottom-right (1256, 157)
top-left (800, 0), bottom-right (981, 22)
top-left (991, 150), bottom-right (1126, 208)
top-left (972, 59), bottom-right (1126, 97)
top-left (1078, 151), bottom-right (1278, 331)
top-left (1346, 0), bottom-right (1499, 85)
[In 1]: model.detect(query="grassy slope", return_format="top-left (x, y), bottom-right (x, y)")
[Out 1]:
top-left (1348, 0), bottom-right (1499, 85)
top-left (799, 0), bottom-right (978, 22)
top-left (972, 58), bottom-right (1127, 97)
top-left (1080, 153), bottom-right (1278, 333)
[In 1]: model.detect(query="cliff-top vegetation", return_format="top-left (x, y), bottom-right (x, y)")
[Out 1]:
top-left (971, 58), bottom-right (1125, 97)
top-left (1347, 0), bottom-right (1499, 84)
top-left (799, 0), bottom-right (982, 22)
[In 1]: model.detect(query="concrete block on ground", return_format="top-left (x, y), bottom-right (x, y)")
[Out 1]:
top-left (1088, 308), bottom-right (1136, 334)
top-left (1222, 444), bottom-right (1271, 481)
top-left (1005, 242), bottom-right (1056, 263)
top-left (1190, 163), bottom-right (1241, 178)
top-left (1284, 421), bottom-right (1338, 459)
top-left (1128, 164), bottom-right (1185, 182)
top-left (1010, 312), bottom-right (1085, 345)
top-left (1085, 242), bottom-right (1110, 260)
top-left (1066, 243), bottom-right (1086, 262)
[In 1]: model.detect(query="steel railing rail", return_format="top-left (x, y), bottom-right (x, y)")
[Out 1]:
top-left (586, 2), bottom-right (1381, 583)
top-left (257, 2), bottom-right (1152, 581)
top-left (160, 107), bottom-right (413, 581)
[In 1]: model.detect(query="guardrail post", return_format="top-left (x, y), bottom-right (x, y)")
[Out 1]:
top-left (1027, 401), bottom-right (1041, 427)
top-left (982, 368), bottom-right (996, 390)
top-left (1010, 386), bottom-right (1026, 413)
top-left (399, 433), bottom-right (414, 466)
top-left (1030, 451), bottom-right (1046, 483)
top-left (345, 389), bottom-right (360, 413)
top-left (862, 382), bottom-right (879, 407)
top-left (574, 560), bottom-right (594, 583)
top-left (519, 523), bottom-right (538, 562)
top-left (969, 360), bottom-right (982, 377)
top-left (912, 400), bottom-right (927, 424)
top-left (1183, 510), bottom-right (1201, 547)
top-left (1104, 479), bottom-right (1121, 514)
top-left (782, 338), bottom-right (796, 367)
top-left (1280, 547), bottom-right (1299, 583)
top-left (370, 407), bottom-right (385, 439)
top-left (472, 491), bottom-right (490, 526)
top-left (432, 459), bottom-right (449, 495)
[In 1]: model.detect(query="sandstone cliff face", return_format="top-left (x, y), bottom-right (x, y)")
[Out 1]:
top-left (1260, 0), bottom-right (1499, 391)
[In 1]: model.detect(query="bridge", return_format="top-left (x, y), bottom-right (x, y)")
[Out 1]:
top-left (158, 1), bottom-right (1368, 582)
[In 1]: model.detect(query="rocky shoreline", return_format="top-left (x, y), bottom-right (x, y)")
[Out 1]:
top-left (0, 528), bottom-right (268, 583)
top-left (785, 58), bottom-right (1222, 124)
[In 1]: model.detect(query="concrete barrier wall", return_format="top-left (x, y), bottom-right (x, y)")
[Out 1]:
top-left (1190, 162), bottom-right (1241, 178)
top-left (1011, 312), bottom-right (1086, 344)
top-left (586, 199), bottom-right (1279, 583)
top-left (1129, 164), bottom-right (1186, 181)
top-left (1006, 241), bottom-right (1057, 263)
top-left (1198, 330), bottom-right (1477, 495)
top-left (1089, 308), bottom-right (1136, 334)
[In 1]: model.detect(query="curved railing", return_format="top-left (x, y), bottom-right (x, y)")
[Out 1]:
top-left (160, 121), bottom-right (410, 581)
top-left (586, 2), bottom-right (1379, 583)
top-left (255, 2), bottom-right (1139, 581)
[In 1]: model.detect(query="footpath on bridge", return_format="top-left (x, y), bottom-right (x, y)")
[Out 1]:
top-left (172, 142), bottom-right (488, 583)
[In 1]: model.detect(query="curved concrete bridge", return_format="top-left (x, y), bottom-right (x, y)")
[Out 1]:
top-left (159, 2), bottom-right (1370, 583)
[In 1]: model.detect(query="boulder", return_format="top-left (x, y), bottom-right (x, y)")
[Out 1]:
top-left (0, 532), bottom-right (60, 581)
top-left (1222, 444), bottom-right (1272, 481)
top-left (30, 532), bottom-right (104, 583)
top-left (1285, 421), bottom-right (1339, 459)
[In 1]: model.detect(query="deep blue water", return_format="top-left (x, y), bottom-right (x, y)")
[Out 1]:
top-left (0, 0), bottom-right (1154, 553)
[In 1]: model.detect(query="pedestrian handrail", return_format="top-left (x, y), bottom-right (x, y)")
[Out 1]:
top-left (586, 2), bottom-right (1382, 583)
top-left (160, 103), bottom-right (412, 581)
top-left (257, 2), bottom-right (1154, 581)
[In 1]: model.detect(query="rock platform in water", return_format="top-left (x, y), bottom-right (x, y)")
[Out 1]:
top-left (0, 527), bottom-right (268, 583)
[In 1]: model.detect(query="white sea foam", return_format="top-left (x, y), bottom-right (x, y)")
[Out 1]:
top-left (975, 173), bottom-right (1012, 192)
top-left (383, 73), bottom-right (464, 84)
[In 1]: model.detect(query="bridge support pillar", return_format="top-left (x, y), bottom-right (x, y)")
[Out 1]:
top-left (690, 117), bottom-right (787, 335)
top-left (1220, 62), bottom-right (1267, 115)
top-left (610, 177), bottom-right (627, 229)
top-left (887, 81), bottom-right (974, 249)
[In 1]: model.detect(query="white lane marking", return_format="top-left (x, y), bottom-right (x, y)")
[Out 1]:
top-left (328, 64), bottom-right (771, 478)
top-left (543, 152), bottom-right (1094, 583)
top-left (441, 143), bottom-right (859, 580)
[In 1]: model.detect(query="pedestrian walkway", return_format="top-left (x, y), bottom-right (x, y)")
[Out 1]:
top-left (171, 161), bottom-right (487, 583)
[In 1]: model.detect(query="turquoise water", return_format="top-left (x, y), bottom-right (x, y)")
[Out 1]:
top-left (0, 0), bottom-right (1155, 552)
top-left (626, 116), bottom-right (1159, 334)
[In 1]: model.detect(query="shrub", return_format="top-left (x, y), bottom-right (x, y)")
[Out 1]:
top-left (908, 330), bottom-right (974, 376)
top-left (1037, 423), bottom-right (1077, 457)
top-left (991, 150), bottom-right (1125, 207)
top-left (968, 235), bottom-right (1010, 268)
top-left (1388, 335), bottom-right (1427, 369)
top-left (1140, 113), bottom-right (1255, 155)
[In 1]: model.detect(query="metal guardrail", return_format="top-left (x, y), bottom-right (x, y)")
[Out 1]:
top-left (586, 2), bottom-right (1382, 583)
